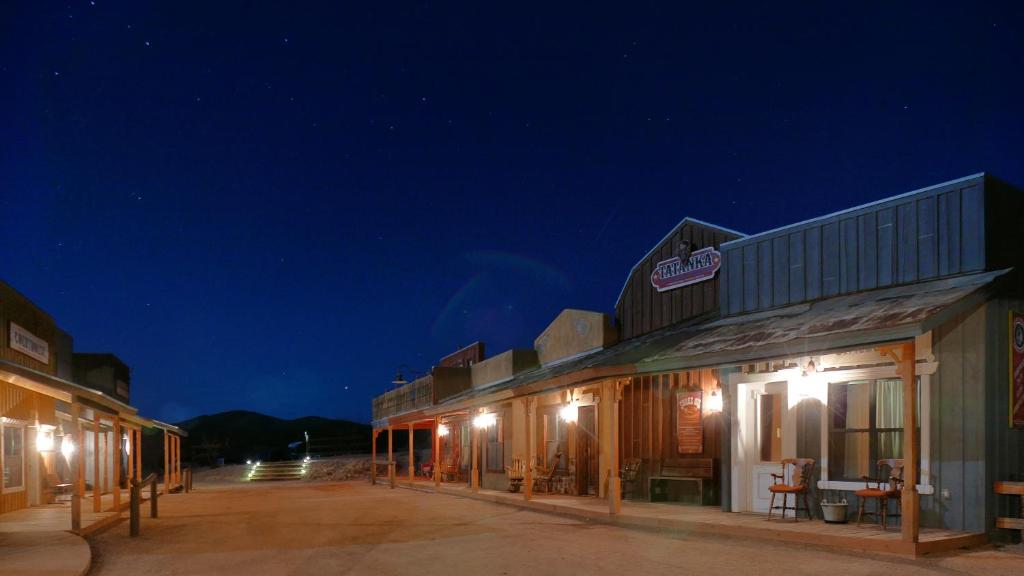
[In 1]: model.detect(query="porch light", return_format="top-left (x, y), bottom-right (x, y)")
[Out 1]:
top-left (437, 423), bottom-right (450, 437)
top-left (124, 433), bottom-right (131, 456)
top-left (472, 412), bottom-right (496, 429)
top-left (246, 459), bottom-right (253, 465)
top-left (559, 401), bottom-right (579, 423)
top-left (36, 426), bottom-right (55, 452)
top-left (706, 388), bottom-right (723, 414)
top-left (60, 434), bottom-right (75, 460)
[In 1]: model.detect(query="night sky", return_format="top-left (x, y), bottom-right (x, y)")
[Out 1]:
top-left (2, 2), bottom-right (1022, 424)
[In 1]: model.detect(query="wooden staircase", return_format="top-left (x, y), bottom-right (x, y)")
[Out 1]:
top-left (247, 460), bottom-right (307, 482)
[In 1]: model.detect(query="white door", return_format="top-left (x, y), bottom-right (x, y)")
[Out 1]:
top-left (741, 384), bottom-right (787, 513)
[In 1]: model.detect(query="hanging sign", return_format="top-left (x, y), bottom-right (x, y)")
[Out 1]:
top-left (677, 390), bottom-right (704, 454)
top-left (9, 322), bottom-right (49, 364)
top-left (1011, 311), bottom-right (1024, 428)
top-left (651, 247), bottom-right (722, 292)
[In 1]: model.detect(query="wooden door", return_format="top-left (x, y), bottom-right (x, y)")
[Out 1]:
top-left (577, 405), bottom-right (598, 496)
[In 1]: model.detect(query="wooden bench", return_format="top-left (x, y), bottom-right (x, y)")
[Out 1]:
top-left (649, 459), bottom-right (715, 505)
top-left (994, 481), bottom-right (1024, 532)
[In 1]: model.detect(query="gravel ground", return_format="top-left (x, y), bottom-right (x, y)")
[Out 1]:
top-left (87, 481), bottom-right (1024, 576)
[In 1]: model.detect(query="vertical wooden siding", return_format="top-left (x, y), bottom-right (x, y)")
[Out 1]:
top-left (617, 221), bottom-right (741, 340)
top-left (721, 175), bottom-right (989, 316)
top-left (618, 369), bottom-right (722, 500)
top-left (1, 282), bottom-right (58, 375)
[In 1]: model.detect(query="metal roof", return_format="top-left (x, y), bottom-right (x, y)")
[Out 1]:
top-left (640, 268), bottom-right (1009, 371)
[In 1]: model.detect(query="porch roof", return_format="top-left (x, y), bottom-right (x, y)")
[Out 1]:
top-left (640, 268), bottom-right (1010, 372)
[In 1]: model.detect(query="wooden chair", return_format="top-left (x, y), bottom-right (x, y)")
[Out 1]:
top-left (45, 473), bottom-right (73, 503)
top-left (620, 458), bottom-right (642, 499)
top-left (532, 450), bottom-right (562, 493)
top-left (505, 457), bottom-right (526, 493)
top-left (768, 458), bottom-right (815, 521)
top-left (856, 459), bottom-right (904, 529)
top-left (440, 450), bottom-right (461, 482)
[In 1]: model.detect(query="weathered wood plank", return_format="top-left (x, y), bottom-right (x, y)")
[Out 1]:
top-left (788, 230), bottom-right (805, 304)
top-left (772, 236), bottom-right (788, 307)
top-left (822, 221), bottom-right (840, 297)
top-left (897, 202), bottom-right (918, 284)
top-left (858, 212), bottom-right (878, 290)
top-left (918, 196), bottom-right (938, 280)
top-left (805, 225), bottom-right (822, 300)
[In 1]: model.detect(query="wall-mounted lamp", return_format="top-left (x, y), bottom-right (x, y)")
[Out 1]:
top-left (705, 388), bottom-right (723, 414)
top-left (35, 424), bottom-right (55, 452)
top-left (60, 433), bottom-right (75, 460)
top-left (472, 412), bottom-right (496, 429)
top-left (437, 423), bottom-right (450, 437)
top-left (559, 401), bottom-right (579, 423)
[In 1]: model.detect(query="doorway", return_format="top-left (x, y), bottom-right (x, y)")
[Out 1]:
top-left (576, 405), bottom-right (598, 496)
top-left (734, 381), bottom-right (789, 513)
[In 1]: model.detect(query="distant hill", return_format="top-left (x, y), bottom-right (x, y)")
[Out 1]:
top-left (176, 410), bottom-right (372, 464)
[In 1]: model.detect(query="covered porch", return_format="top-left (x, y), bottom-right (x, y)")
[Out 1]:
top-left (396, 480), bottom-right (986, 556)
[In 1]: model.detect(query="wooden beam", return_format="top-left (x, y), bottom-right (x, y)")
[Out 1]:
top-left (135, 428), bottom-right (142, 482)
top-left (112, 417), bottom-right (121, 512)
top-left (370, 429), bottom-right (378, 485)
top-left (408, 423), bottom-right (415, 483)
top-left (102, 427), bottom-right (109, 494)
top-left (525, 397), bottom-right (535, 500)
top-left (163, 430), bottom-right (170, 493)
top-left (387, 426), bottom-right (395, 489)
top-left (608, 380), bottom-right (623, 514)
top-left (433, 418), bottom-right (441, 486)
top-left (878, 342), bottom-right (919, 544)
top-left (471, 418), bottom-right (480, 492)
top-left (93, 418), bottom-right (101, 512)
top-left (70, 400), bottom-right (81, 533)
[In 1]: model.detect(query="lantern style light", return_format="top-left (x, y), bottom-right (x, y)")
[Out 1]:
top-left (36, 427), bottom-right (55, 452)
top-left (472, 412), bottom-right (496, 429)
top-left (559, 401), bottom-right (579, 423)
top-left (60, 434), bottom-right (75, 460)
top-left (706, 388), bottom-right (724, 414)
top-left (437, 423), bottom-right (450, 437)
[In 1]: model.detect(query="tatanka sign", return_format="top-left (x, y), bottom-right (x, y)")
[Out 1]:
top-left (1011, 311), bottom-right (1024, 428)
top-left (650, 246), bottom-right (722, 292)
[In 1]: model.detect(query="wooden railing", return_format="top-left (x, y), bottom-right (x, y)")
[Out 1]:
top-left (129, 473), bottom-right (159, 537)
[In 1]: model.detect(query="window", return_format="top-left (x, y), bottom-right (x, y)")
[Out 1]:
top-left (2, 426), bottom-right (25, 491)
top-left (828, 378), bottom-right (920, 482)
top-left (485, 417), bottom-right (503, 472)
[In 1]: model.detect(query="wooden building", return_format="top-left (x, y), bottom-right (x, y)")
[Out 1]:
top-left (370, 173), bottom-right (1024, 553)
top-left (0, 279), bottom-right (187, 530)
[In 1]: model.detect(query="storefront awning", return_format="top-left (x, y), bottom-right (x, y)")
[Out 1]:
top-left (639, 268), bottom-right (1010, 371)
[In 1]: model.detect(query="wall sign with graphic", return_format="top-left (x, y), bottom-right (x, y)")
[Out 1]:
top-left (9, 322), bottom-right (49, 364)
top-left (1011, 311), bottom-right (1024, 428)
top-left (651, 246), bottom-right (722, 292)
top-left (677, 390), bottom-right (703, 454)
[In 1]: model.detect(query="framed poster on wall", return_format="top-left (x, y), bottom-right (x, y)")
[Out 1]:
top-left (677, 390), bottom-right (703, 454)
top-left (1011, 311), bottom-right (1024, 428)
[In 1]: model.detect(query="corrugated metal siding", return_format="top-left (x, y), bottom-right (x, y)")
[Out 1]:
top-left (721, 175), bottom-right (989, 316)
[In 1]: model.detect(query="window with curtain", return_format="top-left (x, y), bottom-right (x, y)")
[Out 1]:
top-left (828, 378), bottom-right (920, 482)
top-left (2, 426), bottom-right (25, 490)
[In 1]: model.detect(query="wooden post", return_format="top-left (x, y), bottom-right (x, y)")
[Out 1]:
top-left (71, 400), bottom-right (81, 533)
top-left (408, 423), bottom-right (415, 483)
top-left (129, 479), bottom-right (140, 537)
top-left (608, 380), bottom-right (622, 514)
top-left (93, 418), bottom-right (101, 512)
top-left (879, 342), bottom-right (920, 545)
top-left (135, 428), bottom-right (143, 482)
top-left (433, 418), bottom-right (441, 487)
top-left (175, 435), bottom-right (181, 487)
top-left (150, 477), bottom-right (158, 518)
top-left (387, 425), bottom-right (395, 489)
top-left (163, 430), bottom-right (170, 493)
top-left (370, 428), bottom-right (378, 485)
top-left (125, 428), bottom-right (132, 483)
top-left (525, 397), bottom-right (535, 500)
top-left (471, 420), bottom-right (480, 492)
top-left (112, 417), bottom-right (121, 512)
top-left (102, 427), bottom-right (109, 495)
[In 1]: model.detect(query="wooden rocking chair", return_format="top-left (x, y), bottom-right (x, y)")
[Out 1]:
top-left (505, 457), bottom-right (526, 492)
top-left (620, 458), bottom-right (642, 499)
top-left (532, 450), bottom-right (562, 493)
top-left (768, 458), bottom-right (815, 521)
top-left (856, 459), bottom-right (904, 529)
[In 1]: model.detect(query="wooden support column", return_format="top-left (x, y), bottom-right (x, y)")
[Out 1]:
top-left (370, 428), bottom-right (378, 485)
top-left (102, 427), bottom-right (109, 494)
top-left (123, 428), bottom-right (131, 486)
top-left (70, 400), bottom-right (81, 533)
top-left (93, 419), bottom-right (101, 512)
top-left (163, 430), bottom-right (170, 492)
top-left (175, 435), bottom-right (181, 487)
top-left (433, 417), bottom-right (441, 487)
top-left (604, 380), bottom-right (623, 514)
top-left (879, 341), bottom-right (919, 545)
top-left (408, 423), bottom-right (415, 483)
top-left (387, 425), bottom-right (395, 488)
top-left (471, 419), bottom-right (480, 492)
top-left (112, 418), bottom-right (121, 511)
top-left (135, 428), bottom-right (142, 482)
top-left (524, 397), bottom-right (535, 500)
